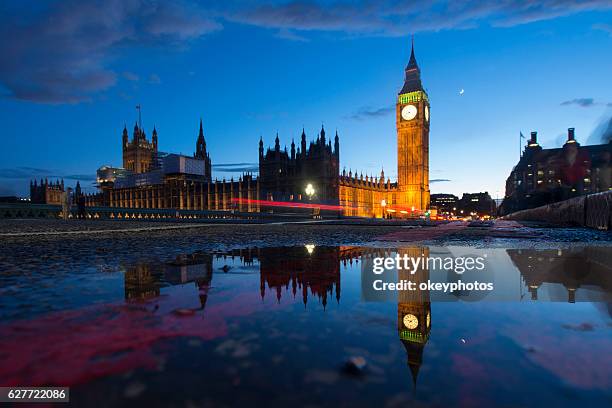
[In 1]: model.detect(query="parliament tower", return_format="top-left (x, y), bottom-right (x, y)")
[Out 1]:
top-left (397, 247), bottom-right (431, 389)
top-left (396, 39), bottom-right (430, 211)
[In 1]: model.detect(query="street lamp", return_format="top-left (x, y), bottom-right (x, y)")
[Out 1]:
top-left (305, 183), bottom-right (315, 200)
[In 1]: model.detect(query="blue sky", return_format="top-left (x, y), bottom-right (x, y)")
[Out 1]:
top-left (0, 1), bottom-right (611, 198)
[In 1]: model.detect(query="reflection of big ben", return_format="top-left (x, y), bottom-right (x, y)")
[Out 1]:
top-left (396, 38), bottom-right (430, 211)
top-left (397, 247), bottom-right (431, 388)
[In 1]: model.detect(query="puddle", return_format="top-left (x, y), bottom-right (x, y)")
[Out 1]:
top-left (0, 244), bottom-right (610, 406)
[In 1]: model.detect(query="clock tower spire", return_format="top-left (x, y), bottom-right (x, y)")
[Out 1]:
top-left (400, 36), bottom-right (423, 94)
top-left (396, 37), bottom-right (430, 212)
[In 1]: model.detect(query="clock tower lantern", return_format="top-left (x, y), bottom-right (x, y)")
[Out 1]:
top-left (396, 38), bottom-right (430, 212)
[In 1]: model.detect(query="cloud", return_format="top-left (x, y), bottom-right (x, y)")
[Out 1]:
top-left (148, 73), bottom-right (162, 84)
top-left (212, 162), bottom-right (259, 172)
top-left (593, 23), bottom-right (612, 36)
top-left (226, 0), bottom-right (612, 38)
top-left (122, 71), bottom-right (140, 82)
top-left (0, 184), bottom-right (17, 196)
top-left (276, 28), bottom-right (309, 42)
top-left (349, 105), bottom-right (394, 120)
top-left (0, 0), bottom-right (220, 104)
top-left (561, 98), bottom-right (596, 107)
top-left (430, 178), bottom-right (451, 183)
top-left (2, 0), bottom-right (610, 103)
top-left (0, 166), bottom-right (95, 181)
top-left (64, 174), bottom-right (97, 181)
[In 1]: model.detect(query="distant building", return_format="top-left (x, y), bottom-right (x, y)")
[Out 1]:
top-left (430, 194), bottom-right (458, 215)
top-left (457, 192), bottom-right (496, 217)
top-left (431, 192), bottom-right (495, 218)
top-left (30, 179), bottom-right (65, 205)
top-left (500, 128), bottom-right (611, 215)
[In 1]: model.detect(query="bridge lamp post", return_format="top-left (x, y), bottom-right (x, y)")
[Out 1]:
top-left (305, 183), bottom-right (315, 201)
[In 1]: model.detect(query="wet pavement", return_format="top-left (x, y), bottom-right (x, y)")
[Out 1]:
top-left (0, 221), bottom-right (611, 407)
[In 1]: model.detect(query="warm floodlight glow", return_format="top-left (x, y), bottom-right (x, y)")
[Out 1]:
top-left (305, 183), bottom-right (315, 198)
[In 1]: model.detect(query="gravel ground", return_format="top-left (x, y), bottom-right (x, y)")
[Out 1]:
top-left (0, 221), bottom-right (409, 270)
top-left (0, 220), bottom-right (610, 272)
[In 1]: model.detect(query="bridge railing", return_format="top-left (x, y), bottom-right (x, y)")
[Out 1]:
top-left (503, 190), bottom-right (611, 230)
top-left (0, 203), bottom-right (307, 222)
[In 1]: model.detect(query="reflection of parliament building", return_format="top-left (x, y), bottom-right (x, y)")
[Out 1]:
top-left (82, 40), bottom-right (431, 217)
top-left (124, 245), bottom-right (432, 387)
top-left (508, 247), bottom-right (612, 302)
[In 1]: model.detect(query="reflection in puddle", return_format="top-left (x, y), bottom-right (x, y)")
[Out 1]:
top-left (508, 247), bottom-right (612, 302)
top-left (0, 244), bottom-right (611, 406)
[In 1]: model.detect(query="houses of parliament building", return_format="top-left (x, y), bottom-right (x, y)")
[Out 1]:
top-left (81, 40), bottom-right (431, 217)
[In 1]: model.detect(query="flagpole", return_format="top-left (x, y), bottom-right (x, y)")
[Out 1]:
top-left (136, 104), bottom-right (142, 130)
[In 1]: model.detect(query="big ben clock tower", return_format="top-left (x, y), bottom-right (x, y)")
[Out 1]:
top-left (396, 38), bottom-right (430, 212)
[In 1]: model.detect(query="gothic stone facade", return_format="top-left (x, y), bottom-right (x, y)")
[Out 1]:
top-left (260, 40), bottom-right (431, 217)
top-left (30, 179), bottom-right (65, 205)
top-left (92, 40), bottom-right (430, 218)
top-left (89, 120), bottom-right (259, 212)
top-left (258, 126), bottom-right (340, 204)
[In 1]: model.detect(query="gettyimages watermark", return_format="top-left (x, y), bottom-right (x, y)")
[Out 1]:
top-left (360, 246), bottom-right (610, 302)
top-left (361, 248), bottom-right (508, 302)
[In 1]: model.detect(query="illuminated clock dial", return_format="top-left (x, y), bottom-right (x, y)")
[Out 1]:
top-left (401, 105), bottom-right (417, 121)
top-left (425, 105), bottom-right (429, 122)
top-left (403, 314), bottom-right (418, 329)
top-left (426, 311), bottom-right (430, 328)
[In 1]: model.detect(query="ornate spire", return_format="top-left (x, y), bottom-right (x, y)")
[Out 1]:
top-left (195, 118), bottom-right (207, 159)
top-left (407, 35), bottom-right (418, 70)
top-left (198, 118), bottom-right (205, 141)
top-left (152, 125), bottom-right (158, 149)
top-left (400, 35), bottom-right (423, 94)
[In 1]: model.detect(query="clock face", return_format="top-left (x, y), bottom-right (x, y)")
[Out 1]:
top-left (403, 314), bottom-right (419, 330)
top-left (425, 105), bottom-right (430, 122)
top-left (401, 105), bottom-right (417, 121)
top-left (426, 311), bottom-right (430, 328)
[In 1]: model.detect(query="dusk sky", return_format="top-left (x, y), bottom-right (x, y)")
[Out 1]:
top-left (1, 0), bottom-right (611, 198)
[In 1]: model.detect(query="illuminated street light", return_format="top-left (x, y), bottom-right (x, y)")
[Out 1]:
top-left (305, 183), bottom-right (315, 200)
top-left (305, 244), bottom-right (315, 254)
